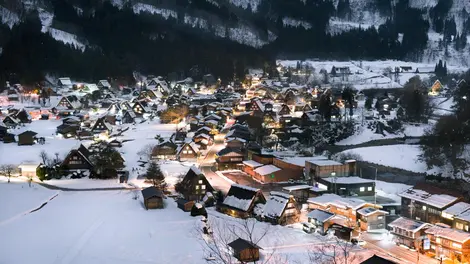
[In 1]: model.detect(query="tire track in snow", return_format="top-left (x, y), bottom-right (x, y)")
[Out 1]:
top-left (0, 192), bottom-right (60, 227)
top-left (56, 218), bottom-right (105, 264)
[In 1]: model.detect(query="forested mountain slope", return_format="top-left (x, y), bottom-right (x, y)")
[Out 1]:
top-left (0, 0), bottom-right (468, 84)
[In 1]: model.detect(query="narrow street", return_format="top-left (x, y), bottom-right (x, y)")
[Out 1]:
top-left (199, 133), bottom-right (231, 194)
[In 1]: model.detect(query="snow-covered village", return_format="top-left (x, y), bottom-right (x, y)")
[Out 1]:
top-left (2, 59), bottom-right (470, 264)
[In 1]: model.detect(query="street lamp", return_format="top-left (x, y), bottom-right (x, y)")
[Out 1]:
top-left (331, 171), bottom-right (337, 194)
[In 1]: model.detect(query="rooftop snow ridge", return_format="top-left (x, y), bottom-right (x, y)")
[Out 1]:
top-left (232, 184), bottom-right (259, 192)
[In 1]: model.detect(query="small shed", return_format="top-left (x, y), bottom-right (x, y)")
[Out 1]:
top-left (18, 130), bottom-right (37, 146)
top-left (18, 163), bottom-right (41, 177)
top-left (141, 186), bottom-right (164, 210)
top-left (228, 238), bottom-right (262, 262)
top-left (177, 198), bottom-right (195, 212)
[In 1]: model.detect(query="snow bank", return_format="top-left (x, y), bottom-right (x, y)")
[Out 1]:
top-left (342, 145), bottom-right (429, 173)
top-left (0, 179), bottom-right (57, 223)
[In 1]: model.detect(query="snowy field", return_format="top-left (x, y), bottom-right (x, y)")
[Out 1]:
top-left (336, 123), bottom-right (432, 146)
top-left (375, 180), bottom-right (412, 203)
top-left (277, 59), bottom-right (467, 90)
top-left (342, 144), bottom-right (430, 173)
top-left (0, 119), bottom-right (87, 165)
top-left (0, 181), bottom-right (345, 264)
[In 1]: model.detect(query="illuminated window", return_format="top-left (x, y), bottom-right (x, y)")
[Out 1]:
top-left (466, 225), bottom-right (469, 232)
top-left (442, 212), bottom-right (454, 219)
top-left (360, 187), bottom-right (365, 192)
top-left (201, 185), bottom-right (206, 190)
top-left (456, 222), bottom-right (464, 230)
top-left (453, 243), bottom-right (462, 249)
top-left (436, 238), bottom-right (441, 244)
top-left (195, 186), bottom-right (199, 190)
top-left (378, 216), bottom-right (383, 220)
top-left (422, 206), bottom-right (427, 210)
top-left (367, 187), bottom-right (372, 191)
top-left (198, 180), bottom-right (203, 184)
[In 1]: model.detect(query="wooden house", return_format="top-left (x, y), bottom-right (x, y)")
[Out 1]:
top-left (282, 185), bottom-right (312, 203)
top-left (132, 101), bottom-right (151, 116)
top-left (15, 109), bottom-right (32, 123)
top-left (57, 96), bottom-right (79, 110)
top-left (142, 186), bottom-right (164, 209)
top-left (307, 209), bottom-right (336, 235)
top-left (97, 79), bottom-right (111, 89)
top-left (177, 142), bottom-right (199, 161)
top-left (228, 238), bottom-right (262, 262)
top-left (278, 104), bottom-right (292, 116)
top-left (441, 202), bottom-right (470, 232)
top-left (388, 217), bottom-right (431, 250)
top-left (178, 166), bottom-right (214, 201)
top-left (225, 137), bottom-right (246, 149)
top-left (91, 117), bottom-right (112, 134)
top-left (151, 141), bottom-right (177, 160)
top-left (61, 144), bottom-right (93, 170)
top-left (215, 147), bottom-right (244, 170)
top-left (357, 207), bottom-right (388, 231)
top-left (399, 183), bottom-right (462, 224)
top-left (57, 77), bottom-right (73, 88)
top-left (121, 110), bottom-right (136, 124)
top-left (0, 125), bottom-right (7, 140)
top-left (252, 165), bottom-right (284, 183)
top-left (315, 176), bottom-right (374, 197)
top-left (2, 115), bottom-right (20, 127)
top-left (219, 184), bottom-right (266, 219)
top-left (260, 191), bottom-right (300, 225)
top-left (3, 133), bottom-right (16, 143)
top-left (56, 123), bottom-right (79, 138)
top-left (18, 130), bottom-right (37, 145)
top-left (177, 199), bottom-right (195, 212)
top-left (18, 163), bottom-right (41, 177)
top-left (424, 225), bottom-right (470, 261)
top-left (305, 159), bottom-right (355, 183)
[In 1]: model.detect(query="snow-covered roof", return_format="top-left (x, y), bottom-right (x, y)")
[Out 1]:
top-left (307, 194), bottom-right (342, 206)
top-left (226, 137), bottom-right (246, 143)
top-left (223, 196), bottom-right (252, 211)
top-left (388, 217), bottom-right (430, 233)
top-left (307, 194), bottom-right (369, 210)
top-left (399, 188), bottom-right (460, 209)
top-left (231, 184), bottom-right (260, 192)
top-left (307, 160), bottom-right (343, 166)
top-left (59, 77), bottom-right (72, 86)
top-left (307, 209), bottom-right (335, 223)
top-left (443, 202), bottom-right (470, 217)
top-left (254, 165), bottom-right (281, 176)
top-left (425, 225), bottom-right (470, 243)
top-left (280, 156), bottom-right (329, 167)
top-left (283, 185), bottom-right (312, 192)
top-left (262, 191), bottom-right (292, 218)
top-left (357, 207), bottom-right (388, 217)
top-left (242, 160), bottom-right (263, 168)
top-left (189, 165), bottom-right (202, 176)
top-left (205, 114), bottom-right (222, 120)
top-left (322, 176), bottom-right (374, 185)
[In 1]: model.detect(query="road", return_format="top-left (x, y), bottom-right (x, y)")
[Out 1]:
top-left (199, 133), bottom-right (231, 194)
top-left (361, 232), bottom-right (440, 264)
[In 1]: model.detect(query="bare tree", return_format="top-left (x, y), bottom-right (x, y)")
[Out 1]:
top-left (137, 144), bottom-right (155, 161)
top-left (308, 237), bottom-right (362, 264)
top-left (39, 150), bottom-right (49, 165)
top-left (197, 217), bottom-right (285, 264)
top-left (0, 164), bottom-right (15, 183)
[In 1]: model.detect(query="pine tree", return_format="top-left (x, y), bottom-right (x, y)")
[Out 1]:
top-left (146, 162), bottom-right (167, 190)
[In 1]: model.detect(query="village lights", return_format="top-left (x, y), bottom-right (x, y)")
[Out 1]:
top-left (383, 104), bottom-right (389, 110)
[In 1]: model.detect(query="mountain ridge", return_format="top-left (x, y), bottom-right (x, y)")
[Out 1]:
top-left (0, 0), bottom-right (469, 84)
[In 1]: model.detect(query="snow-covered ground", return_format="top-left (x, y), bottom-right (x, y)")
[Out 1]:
top-left (277, 59), bottom-right (466, 90)
top-left (336, 123), bottom-right (432, 146)
top-left (342, 144), bottom-right (432, 173)
top-left (0, 178), bottom-right (57, 224)
top-left (0, 181), bottom-right (342, 264)
top-left (0, 119), bottom-right (87, 166)
top-left (375, 180), bottom-right (412, 203)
